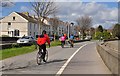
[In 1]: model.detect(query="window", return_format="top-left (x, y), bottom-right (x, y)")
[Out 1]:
top-left (34, 32), bottom-right (35, 37)
top-left (8, 22), bottom-right (11, 25)
top-left (14, 29), bottom-right (19, 36)
top-left (8, 22), bottom-right (11, 29)
top-left (34, 24), bottom-right (36, 29)
top-left (8, 31), bottom-right (10, 34)
top-left (30, 32), bottom-right (31, 35)
top-left (13, 16), bottom-right (15, 20)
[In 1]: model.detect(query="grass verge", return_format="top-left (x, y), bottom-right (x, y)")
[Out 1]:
top-left (0, 40), bottom-right (61, 60)
top-left (0, 45), bottom-right (36, 60)
top-left (50, 40), bottom-right (61, 46)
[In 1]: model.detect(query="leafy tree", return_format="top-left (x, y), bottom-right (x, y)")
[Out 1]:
top-left (112, 23), bottom-right (120, 39)
top-left (94, 31), bottom-right (111, 40)
top-left (94, 31), bottom-right (103, 40)
top-left (97, 25), bottom-right (103, 32)
top-left (103, 30), bottom-right (111, 39)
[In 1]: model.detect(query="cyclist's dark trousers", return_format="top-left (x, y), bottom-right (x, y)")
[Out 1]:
top-left (61, 41), bottom-right (65, 45)
top-left (38, 44), bottom-right (46, 60)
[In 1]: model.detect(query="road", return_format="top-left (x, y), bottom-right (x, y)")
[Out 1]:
top-left (2, 41), bottom-right (111, 75)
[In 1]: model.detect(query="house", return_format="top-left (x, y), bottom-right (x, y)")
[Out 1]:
top-left (0, 11), bottom-right (75, 38)
top-left (45, 17), bottom-right (72, 36)
top-left (0, 12), bottom-right (50, 38)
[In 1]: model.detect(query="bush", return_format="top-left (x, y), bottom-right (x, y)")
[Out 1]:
top-left (112, 23), bottom-right (120, 39)
top-left (1, 35), bottom-right (9, 37)
top-left (103, 31), bottom-right (111, 39)
top-left (93, 32), bottom-right (103, 40)
top-left (93, 31), bottom-right (111, 40)
top-left (12, 43), bottom-right (21, 48)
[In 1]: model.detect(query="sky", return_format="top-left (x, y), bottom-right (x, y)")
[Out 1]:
top-left (1, 0), bottom-right (119, 29)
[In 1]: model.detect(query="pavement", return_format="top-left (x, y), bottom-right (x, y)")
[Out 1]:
top-left (1, 41), bottom-right (112, 75)
top-left (1, 49), bottom-right (37, 71)
top-left (102, 40), bottom-right (119, 51)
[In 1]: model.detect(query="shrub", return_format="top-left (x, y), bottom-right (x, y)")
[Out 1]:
top-left (1, 35), bottom-right (9, 37)
top-left (93, 31), bottom-right (111, 40)
top-left (12, 43), bottom-right (21, 48)
top-left (93, 31), bottom-right (103, 40)
top-left (103, 31), bottom-right (111, 39)
top-left (112, 23), bottom-right (120, 39)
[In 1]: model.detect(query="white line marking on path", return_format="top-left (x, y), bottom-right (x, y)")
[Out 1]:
top-left (55, 44), bottom-right (87, 76)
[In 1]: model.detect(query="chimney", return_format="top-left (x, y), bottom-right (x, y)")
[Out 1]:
top-left (22, 12), bottom-right (29, 16)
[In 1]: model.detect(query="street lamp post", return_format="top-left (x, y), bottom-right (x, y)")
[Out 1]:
top-left (71, 22), bottom-right (74, 35)
top-left (68, 24), bottom-right (70, 39)
top-left (68, 22), bottom-right (74, 39)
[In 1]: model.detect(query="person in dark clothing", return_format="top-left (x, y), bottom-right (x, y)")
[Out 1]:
top-left (69, 34), bottom-right (74, 47)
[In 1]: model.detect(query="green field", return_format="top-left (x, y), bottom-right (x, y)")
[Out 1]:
top-left (0, 40), bottom-right (61, 60)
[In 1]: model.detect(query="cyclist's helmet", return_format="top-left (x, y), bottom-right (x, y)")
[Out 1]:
top-left (37, 34), bottom-right (44, 38)
top-left (42, 30), bottom-right (46, 34)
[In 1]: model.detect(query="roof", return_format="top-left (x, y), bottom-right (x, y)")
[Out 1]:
top-left (16, 12), bottom-right (50, 26)
top-left (16, 12), bottom-right (37, 23)
top-left (0, 17), bottom-right (5, 20)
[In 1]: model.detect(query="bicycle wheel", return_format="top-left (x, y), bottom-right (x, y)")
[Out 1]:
top-left (36, 52), bottom-right (42, 65)
top-left (44, 50), bottom-right (48, 62)
top-left (61, 42), bottom-right (64, 48)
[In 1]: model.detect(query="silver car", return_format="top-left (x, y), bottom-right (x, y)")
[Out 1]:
top-left (17, 36), bottom-right (36, 44)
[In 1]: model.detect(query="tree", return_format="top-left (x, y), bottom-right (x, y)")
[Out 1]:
top-left (90, 27), bottom-right (95, 39)
top-left (76, 15), bottom-right (92, 39)
top-left (103, 30), bottom-right (111, 39)
top-left (94, 30), bottom-right (111, 40)
top-left (30, 1), bottom-right (58, 34)
top-left (94, 31), bottom-right (103, 40)
top-left (97, 25), bottom-right (103, 32)
top-left (49, 15), bottom-right (60, 41)
top-left (112, 23), bottom-right (120, 39)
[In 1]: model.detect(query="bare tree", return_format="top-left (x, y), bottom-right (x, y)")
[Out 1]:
top-left (90, 27), bottom-right (95, 38)
top-left (49, 15), bottom-right (60, 40)
top-left (76, 15), bottom-right (92, 39)
top-left (30, 1), bottom-right (58, 34)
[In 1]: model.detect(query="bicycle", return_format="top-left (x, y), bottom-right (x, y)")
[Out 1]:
top-left (67, 39), bottom-right (74, 48)
top-left (69, 40), bottom-right (74, 48)
top-left (61, 41), bottom-right (65, 48)
top-left (36, 49), bottom-right (48, 65)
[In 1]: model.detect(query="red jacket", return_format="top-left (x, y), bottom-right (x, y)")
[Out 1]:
top-left (44, 34), bottom-right (50, 45)
top-left (37, 34), bottom-right (50, 45)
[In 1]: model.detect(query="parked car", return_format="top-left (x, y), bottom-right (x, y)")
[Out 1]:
top-left (49, 36), bottom-right (54, 41)
top-left (85, 36), bottom-right (92, 40)
top-left (17, 36), bottom-right (36, 44)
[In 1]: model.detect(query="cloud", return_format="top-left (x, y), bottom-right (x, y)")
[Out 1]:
top-left (20, 6), bottom-right (35, 15)
top-left (20, 6), bottom-right (29, 12)
top-left (1, 2), bottom-right (15, 7)
top-left (19, 2), bottom-right (117, 29)
top-left (55, 2), bottom-right (118, 29)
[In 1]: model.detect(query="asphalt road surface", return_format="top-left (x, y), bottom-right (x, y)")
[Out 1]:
top-left (2, 41), bottom-right (111, 75)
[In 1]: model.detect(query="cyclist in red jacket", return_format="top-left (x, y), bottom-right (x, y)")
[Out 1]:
top-left (37, 30), bottom-right (50, 62)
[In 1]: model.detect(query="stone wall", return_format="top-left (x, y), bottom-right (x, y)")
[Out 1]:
top-left (96, 43), bottom-right (119, 75)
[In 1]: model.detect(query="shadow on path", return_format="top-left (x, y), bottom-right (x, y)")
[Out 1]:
top-left (45, 59), bottom-right (67, 64)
